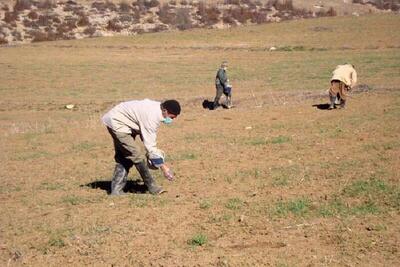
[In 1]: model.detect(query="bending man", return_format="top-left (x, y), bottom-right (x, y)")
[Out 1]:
top-left (102, 99), bottom-right (181, 195)
top-left (329, 64), bottom-right (357, 109)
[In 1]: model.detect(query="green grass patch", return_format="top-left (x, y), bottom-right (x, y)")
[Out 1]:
top-left (274, 198), bottom-right (311, 217)
top-left (350, 200), bottom-right (380, 215)
top-left (61, 195), bottom-right (85, 206)
top-left (343, 178), bottom-right (389, 197)
top-left (48, 235), bottom-right (66, 248)
top-left (275, 46), bottom-right (306, 52)
top-left (188, 233), bottom-right (207, 247)
top-left (225, 198), bottom-right (244, 211)
top-left (12, 150), bottom-right (51, 161)
top-left (270, 135), bottom-right (291, 144)
top-left (199, 199), bottom-right (212, 209)
top-left (39, 182), bottom-right (64, 191)
top-left (71, 141), bottom-right (96, 152)
top-left (318, 199), bottom-right (348, 217)
top-left (247, 137), bottom-right (267, 146)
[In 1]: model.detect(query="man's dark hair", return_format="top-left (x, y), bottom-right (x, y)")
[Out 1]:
top-left (162, 100), bottom-right (181, 115)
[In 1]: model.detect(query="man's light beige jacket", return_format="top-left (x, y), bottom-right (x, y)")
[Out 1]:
top-left (331, 64), bottom-right (357, 88)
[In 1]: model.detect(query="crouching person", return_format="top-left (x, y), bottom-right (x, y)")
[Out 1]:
top-left (102, 99), bottom-right (181, 195)
top-left (329, 63), bottom-right (357, 109)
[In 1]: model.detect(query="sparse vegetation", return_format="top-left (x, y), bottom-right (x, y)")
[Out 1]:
top-left (274, 198), bottom-right (311, 217)
top-left (225, 197), bottom-right (244, 210)
top-left (188, 233), bottom-right (207, 246)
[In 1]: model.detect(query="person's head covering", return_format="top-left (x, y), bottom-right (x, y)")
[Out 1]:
top-left (162, 100), bottom-right (181, 115)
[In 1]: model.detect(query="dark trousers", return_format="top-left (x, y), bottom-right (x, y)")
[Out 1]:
top-left (213, 84), bottom-right (224, 108)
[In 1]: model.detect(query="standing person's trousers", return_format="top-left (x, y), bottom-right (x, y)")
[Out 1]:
top-left (213, 84), bottom-right (224, 108)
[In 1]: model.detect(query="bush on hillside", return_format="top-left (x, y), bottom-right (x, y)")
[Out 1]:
top-left (28, 10), bottom-right (39, 20)
top-left (316, 7), bottom-right (336, 17)
top-left (198, 2), bottom-right (220, 25)
top-left (14, 0), bottom-right (33, 11)
top-left (224, 0), bottom-right (240, 5)
top-left (0, 37), bottom-right (8, 45)
top-left (36, 0), bottom-right (57, 9)
top-left (4, 11), bottom-right (19, 23)
top-left (119, 1), bottom-right (132, 12)
top-left (77, 14), bottom-right (90, 26)
top-left (83, 26), bottom-right (97, 36)
top-left (107, 18), bottom-right (124, 32)
top-left (92, 1), bottom-right (117, 12)
top-left (146, 0), bottom-right (160, 8)
top-left (158, 3), bottom-right (175, 24)
top-left (176, 8), bottom-right (193, 30)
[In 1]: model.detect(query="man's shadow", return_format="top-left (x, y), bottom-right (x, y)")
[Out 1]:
top-left (202, 99), bottom-right (229, 110)
top-left (84, 179), bottom-right (147, 194)
top-left (312, 103), bottom-right (331, 110)
top-left (202, 99), bottom-right (214, 110)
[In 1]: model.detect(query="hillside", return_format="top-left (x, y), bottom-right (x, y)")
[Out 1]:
top-left (0, 0), bottom-right (398, 45)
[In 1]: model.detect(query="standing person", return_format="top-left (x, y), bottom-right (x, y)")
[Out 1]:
top-left (213, 61), bottom-right (232, 109)
top-left (328, 64), bottom-right (357, 109)
top-left (102, 99), bottom-right (181, 195)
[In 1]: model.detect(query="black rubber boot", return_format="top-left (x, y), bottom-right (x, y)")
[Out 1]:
top-left (110, 163), bottom-right (128, 195)
top-left (328, 95), bottom-right (336, 110)
top-left (135, 161), bottom-right (164, 195)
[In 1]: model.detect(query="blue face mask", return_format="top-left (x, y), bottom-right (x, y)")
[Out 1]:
top-left (162, 117), bottom-right (173, 124)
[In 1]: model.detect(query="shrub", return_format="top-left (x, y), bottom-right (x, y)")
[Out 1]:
top-left (4, 11), bottom-right (19, 23)
top-left (37, 14), bottom-right (51, 27)
top-left (230, 6), bottom-right (253, 23)
top-left (251, 10), bottom-right (268, 24)
top-left (0, 37), bottom-right (8, 45)
top-left (151, 23), bottom-right (169, 32)
top-left (36, 0), bottom-right (57, 9)
top-left (30, 30), bottom-right (49, 42)
top-left (83, 26), bottom-right (97, 36)
top-left (14, 0), bottom-right (33, 11)
top-left (1, 4), bottom-right (10, 11)
top-left (52, 16), bottom-right (61, 24)
top-left (274, 0), bottom-right (294, 11)
top-left (119, 13), bottom-right (133, 22)
top-left (77, 14), bottom-right (90, 26)
top-left (28, 10), bottom-right (39, 20)
top-left (107, 18), bottom-right (123, 32)
top-left (145, 0), bottom-right (160, 8)
top-left (176, 8), bottom-right (192, 30)
top-left (63, 3), bottom-right (83, 13)
top-left (316, 7), bottom-right (337, 17)
top-left (158, 3), bottom-right (175, 24)
top-left (133, 0), bottom-right (147, 13)
top-left (119, 1), bottom-right (132, 12)
top-left (56, 18), bottom-right (77, 36)
top-left (12, 30), bottom-right (23, 41)
top-left (222, 12), bottom-right (236, 25)
top-left (92, 1), bottom-right (117, 12)
top-left (224, 0), bottom-right (240, 5)
top-left (198, 3), bottom-right (220, 25)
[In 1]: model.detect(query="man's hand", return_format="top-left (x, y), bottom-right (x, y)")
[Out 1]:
top-left (160, 164), bottom-right (174, 181)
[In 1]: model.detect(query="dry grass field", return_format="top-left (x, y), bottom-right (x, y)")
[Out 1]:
top-left (1, 14), bottom-right (400, 266)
